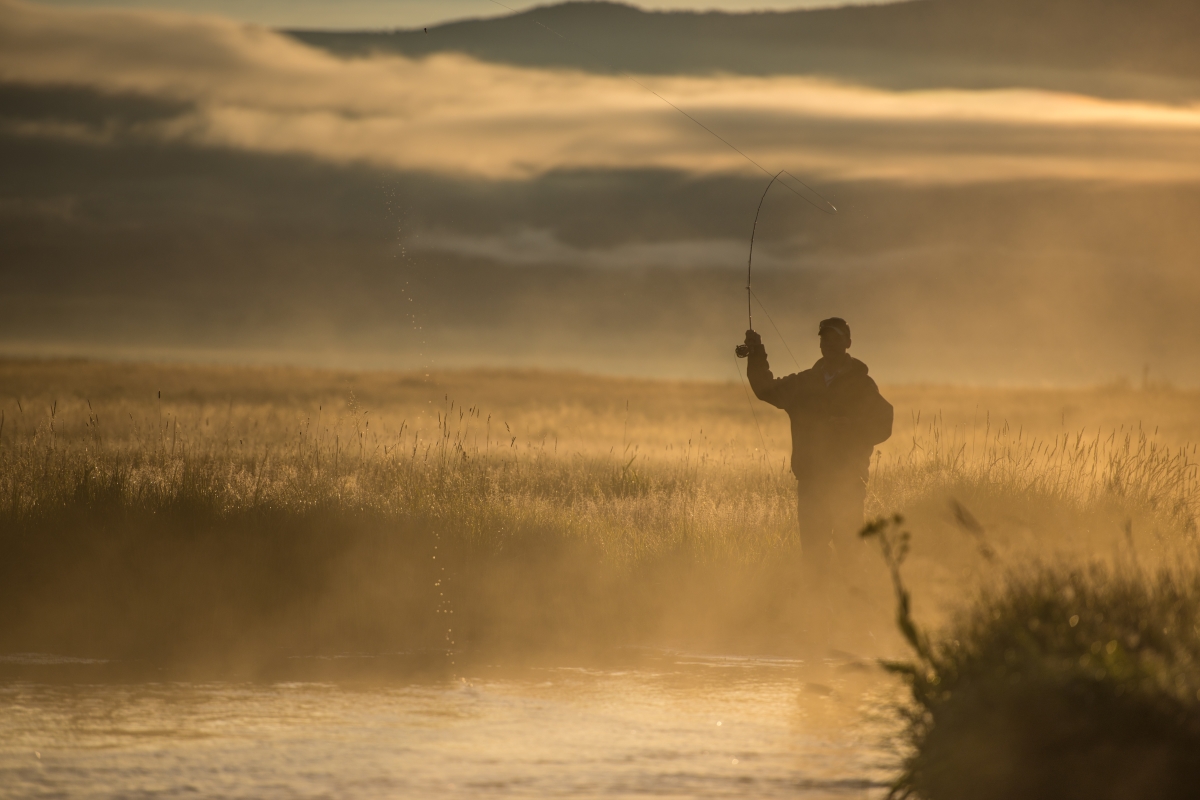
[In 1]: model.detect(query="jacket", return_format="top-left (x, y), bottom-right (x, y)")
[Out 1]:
top-left (747, 346), bottom-right (893, 483)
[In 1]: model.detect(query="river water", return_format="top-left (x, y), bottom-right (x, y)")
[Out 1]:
top-left (0, 651), bottom-right (902, 799)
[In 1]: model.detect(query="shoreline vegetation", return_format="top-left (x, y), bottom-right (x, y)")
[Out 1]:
top-left (865, 516), bottom-right (1200, 800)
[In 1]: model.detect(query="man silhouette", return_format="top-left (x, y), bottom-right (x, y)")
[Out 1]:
top-left (742, 318), bottom-right (893, 567)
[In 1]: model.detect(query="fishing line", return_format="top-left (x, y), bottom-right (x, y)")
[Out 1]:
top-left (482, 0), bottom-right (837, 215)
top-left (733, 353), bottom-right (770, 455)
top-left (750, 289), bottom-right (801, 371)
top-left (482, 0), bottom-right (825, 431)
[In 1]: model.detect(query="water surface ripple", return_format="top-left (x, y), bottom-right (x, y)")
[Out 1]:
top-left (0, 652), bottom-right (901, 798)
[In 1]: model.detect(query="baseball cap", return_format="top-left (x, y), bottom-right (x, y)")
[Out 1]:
top-left (818, 317), bottom-right (851, 340)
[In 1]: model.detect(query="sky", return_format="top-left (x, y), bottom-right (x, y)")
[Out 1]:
top-left (29, 0), bottom-right (895, 29)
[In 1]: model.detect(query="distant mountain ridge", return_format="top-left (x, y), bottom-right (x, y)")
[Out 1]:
top-left (289, 0), bottom-right (1200, 101)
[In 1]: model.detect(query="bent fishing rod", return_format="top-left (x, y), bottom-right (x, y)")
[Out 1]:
top-left (735, 170), bottom-right (782, 358)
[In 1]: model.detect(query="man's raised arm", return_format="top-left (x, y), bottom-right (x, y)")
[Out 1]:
top-left (743, 330), bottom-right (797, 410)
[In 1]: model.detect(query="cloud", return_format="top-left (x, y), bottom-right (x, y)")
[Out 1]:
top-left (412, 229), bottom-right (766, 270)
top-left (4, 0), bottom-right (1200, 182)
top-left (409, 228), bottom-right (949, 272)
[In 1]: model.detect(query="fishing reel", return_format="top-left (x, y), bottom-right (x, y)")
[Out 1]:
top-left (736, 326), bottom-right (760, 359)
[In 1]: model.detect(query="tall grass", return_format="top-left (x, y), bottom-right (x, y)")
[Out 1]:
top-left (4, 402), bottom-right (1196, 554)
top-left (0, 385), bottom-right (1196, 663)
top-left (870, 411), bottom-right (1200, 547)
top-left (0, 402), bottom-right (801, 566)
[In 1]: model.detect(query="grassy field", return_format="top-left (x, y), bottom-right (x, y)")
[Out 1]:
top-left (0, 358), bottom-right (1197, 673)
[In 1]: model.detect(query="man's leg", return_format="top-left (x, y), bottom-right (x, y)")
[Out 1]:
top-left (797, 480), bottom-right (835, 569)
top-left (829, 475), bottom-right (869, 572)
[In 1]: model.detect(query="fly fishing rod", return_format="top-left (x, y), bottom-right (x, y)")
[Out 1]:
top-left (736, 170), bottom-right (782, 357)
top-left (735, 169), bottom-right (804, 369)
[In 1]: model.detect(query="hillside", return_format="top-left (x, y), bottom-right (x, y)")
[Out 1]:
top-left (290, 0), bottom-right (1200, 100)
